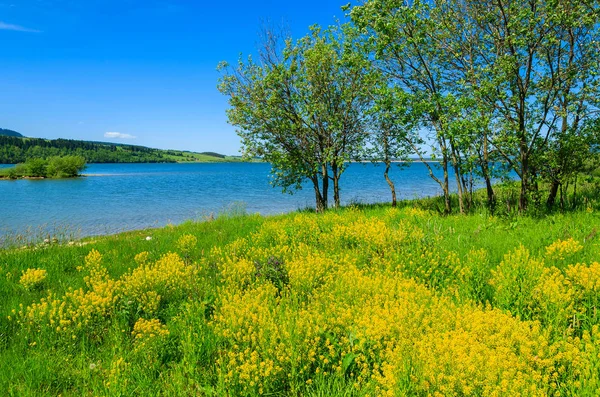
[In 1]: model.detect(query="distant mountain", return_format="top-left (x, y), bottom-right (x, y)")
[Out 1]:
top-left (0, 128), bottom-right (23, 138)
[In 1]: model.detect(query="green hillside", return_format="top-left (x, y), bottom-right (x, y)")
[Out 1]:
top-left (0, 128), bottom-right (23, 138)
top-left (0, 134), bottom-right (238, 164)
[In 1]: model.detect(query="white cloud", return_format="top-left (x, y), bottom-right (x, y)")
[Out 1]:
top-left (0, 21), bottom-right (40, 33)
top-left (104, 132), bottom-right (137, 139)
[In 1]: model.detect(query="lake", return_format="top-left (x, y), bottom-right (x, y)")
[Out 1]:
top-left (0, 162), bottom-right (453, 242)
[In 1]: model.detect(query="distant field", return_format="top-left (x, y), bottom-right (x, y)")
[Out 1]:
top-left (161, 151), bottom-right (245, 163)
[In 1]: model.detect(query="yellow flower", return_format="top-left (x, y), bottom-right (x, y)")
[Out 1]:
top-left (19, 268), bottom-right (47, 290)
top-left (131, 318), bottom-right (169, 341)
top-left (176, 234), bottom-right (198, 256)
top-left (545, 238), bottom-right (583, 261)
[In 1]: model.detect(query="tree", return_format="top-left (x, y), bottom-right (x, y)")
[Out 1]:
top-left (435, 0), bottom-right (600, 211)
top-left (351, 0), bottom-right (472, 214)
top-left (218, 24), bottom-right (372, 212)
top-left (25, 158), bottom-right (48, 177)
top-left (352, 0), bottom-right (600, 213)
top-left (46, 155), bottom-right (86, 178)
top-left (539, 117), bottom-right (600, 208)
top-left (366, 84), bottom-right (416, 207)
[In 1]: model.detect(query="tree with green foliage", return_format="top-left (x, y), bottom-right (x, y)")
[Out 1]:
top-left (429, 0), bottom-right (600, 211)
top-left (46, 155), bottom-right (86, 178)
top-left (366, 84), bottom-right (416, 207)
top-left (25, 158), bottom-right (48, 177)
top-left (218, 24), bottom-right (373, 211)
top-left (539, 118), bottom-right (600, 208)
top-left (351, 0), bottom-right (474, 213)
top-left (351, 0), bottom-right (600, 212)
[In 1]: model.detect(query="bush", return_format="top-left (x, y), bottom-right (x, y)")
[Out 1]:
top-left (5, 167), bottom-right (18, 179)
top-left (13, 164), bottom-right (28, 178)
top-left (1, 156), bottom-right (86, 179)
top-left (25, 158), bottom-right (48, 177)
top-left (46, 155), bottom-right (86, 178)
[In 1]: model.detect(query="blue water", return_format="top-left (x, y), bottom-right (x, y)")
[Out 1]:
top-left (0, 162), bottom-right (454, 240)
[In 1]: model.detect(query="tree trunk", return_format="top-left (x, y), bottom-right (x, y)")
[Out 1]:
top-left (311, 165), bottom-right (329, 213)
top-left (572, 175), bottom-right (578, 208)
top-left (321, 164), bottom-right (329, 211)
top-left (485, 176), bottom-right (495, 211)
top-left (333, 176), bottom-right (340, 208)
top-left (332, 162), bottom-right (340, 208)
top-left (480, 138), bottom-right (495, 212)
top-left (442, 155), bottom-right (451, 214)
top-left (560, 182), bottom-right (566, 209)
top-left (464, 171), bottom-right (473, 212)
top-left (546, 179), bottom-right (560, 209)
top-left (312, 177), bottom-right (326, 213)
top-left (454, 164), bottom-right (464, 214)
top-left (406, 135), bottom-right (450, 214)
top-left (450, 144), bottom-right (464, 214)
top-left (519, 149), bottom-right (528, 213)
top-left (384, 159), bottom-right (397, 207)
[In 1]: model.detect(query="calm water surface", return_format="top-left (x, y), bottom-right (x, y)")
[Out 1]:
top-left (0, 162), bottom-right (452, 240)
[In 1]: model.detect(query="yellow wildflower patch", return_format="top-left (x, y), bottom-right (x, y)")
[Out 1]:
top-left (132, 318), bottom-right (170, 341)
top-left (10, 209), bottom-right (600, 395)
top-left (546, 238), bottom-right (584, 260)
top-left (19, 268), bottom-right (47, 290)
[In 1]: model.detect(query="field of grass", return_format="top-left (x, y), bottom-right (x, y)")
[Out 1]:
top-left (160, 151), bottom-right (246, 163)
top-left (1, 202), bottom-right (599, 396)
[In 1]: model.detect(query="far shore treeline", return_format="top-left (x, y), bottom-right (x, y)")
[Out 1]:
top-left (0, 135), bottom-right (233, 164)
top-left (218, 0), bottom-right (600, 214)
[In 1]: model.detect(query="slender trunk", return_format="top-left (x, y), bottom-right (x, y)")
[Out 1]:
top-left (519, 146), bottom-right (528, 213)
top-left (480, 138), bottom-right (496, 212)
top-left (572, 175), bottom-right (578, 208)
top-left (560, 182), bottom-right (566, 209)
top-left (462, 171), bottom-right (472, 212)
top-left (405, 135), bottom-right (449, 213)
top-left (383, 134), bottom-right (396, 207)
top-left (546, 179), bottom-right (560, 208)
top-left (312, 177), bottom-right (326, 213)
top-left (531, 166), bottom-right (540, 206)
top-left (442, 154), bottom-right (451, 214)
top-left (384, 159), bottom-right (397, 207)
top-left (333, 176), bottom-right (340, 209)
top-left (485, 176), bottom-right (495, 211)
top-left (454, 164), bottom-right (464, 214)
top-left (332, 162), bottom-right (340, 208)
top-left (450, 144), bottom-right (464, 214)
top-left (469, 171), bottom-right (474, 210)
top-left (321, 164), bottom-right (329, 211)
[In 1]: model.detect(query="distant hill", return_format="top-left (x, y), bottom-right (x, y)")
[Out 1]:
top-left (0, 128), bottom-right (23, 138)
top-left (200, 151), bottom-right (226, 159)
top-left (0, 134), bottom-right (236, 164)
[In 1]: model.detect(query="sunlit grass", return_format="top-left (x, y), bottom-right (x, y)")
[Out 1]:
top-left (1, 204), bottom-right (599, 395)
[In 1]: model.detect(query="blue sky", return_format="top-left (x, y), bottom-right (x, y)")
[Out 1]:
top-left (0, 1), bottom-right (350, 154)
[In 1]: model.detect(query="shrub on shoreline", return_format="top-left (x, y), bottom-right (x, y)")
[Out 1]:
top-left (0, 155), bottom-right (86, 179)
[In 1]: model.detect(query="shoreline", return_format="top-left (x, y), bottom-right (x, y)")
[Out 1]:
top-left (0, 175), bottom-right (84, 181)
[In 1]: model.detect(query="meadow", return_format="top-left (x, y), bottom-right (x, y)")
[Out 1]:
top-left (1, 200), bottom-right (599, 396)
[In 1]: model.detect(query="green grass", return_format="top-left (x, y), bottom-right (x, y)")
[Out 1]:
top-left (160, 151), bottom-right (246, 163)
top-left (1, 198), bottom-right (599, 395)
